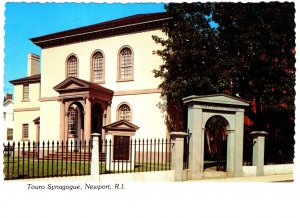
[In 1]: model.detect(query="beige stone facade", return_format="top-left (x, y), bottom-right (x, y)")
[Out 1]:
top-left (10, 13), bottom-right (170, 143)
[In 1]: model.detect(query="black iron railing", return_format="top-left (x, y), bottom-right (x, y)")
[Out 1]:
top-left (3, 140), bottom-right (92, 180)
top-left (3, 138), bottom-right (173, 180)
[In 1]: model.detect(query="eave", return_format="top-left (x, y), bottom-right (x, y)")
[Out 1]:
top-left (30, 12), bottom-right (171, 48)
top-left (10, 74), bottom-right (41, 85)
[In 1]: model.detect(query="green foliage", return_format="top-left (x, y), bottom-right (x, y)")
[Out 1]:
top-left (153, 3), bottom-right (219, 100)
top-left (153, 2), bottom-right (295, 162)
top-left (213, 2), bottom-right (295, 113)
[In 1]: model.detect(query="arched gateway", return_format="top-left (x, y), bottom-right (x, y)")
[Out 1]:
top-left (183, 94), bottom-right (249, 179)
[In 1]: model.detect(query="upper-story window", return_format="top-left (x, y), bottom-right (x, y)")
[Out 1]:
top-left (23, 84), bottom-right (29, 101)
top-left (91, 51), bottom-right (104, 82)
top-left (117, 103), bottom-right (132, 122)
top-left (118, 46), bottom-right (133, 81)
top-left (67, 55), bottom-right (78, 78)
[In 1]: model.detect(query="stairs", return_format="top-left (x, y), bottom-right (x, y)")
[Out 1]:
top-left (21, 151), bottom-right (106, 161)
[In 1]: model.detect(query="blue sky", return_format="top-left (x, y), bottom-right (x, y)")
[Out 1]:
top-left (3, 2), bottom-right (165, 96)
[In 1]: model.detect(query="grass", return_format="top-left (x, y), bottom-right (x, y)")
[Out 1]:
top-left (4, 156), bottom-right (91, 179)
top-left (3, 156), bottom-right (172, 180)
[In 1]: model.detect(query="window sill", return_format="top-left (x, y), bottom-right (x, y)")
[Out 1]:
top-left (21, 100), bottom-right (30, 102)
top-left (93, 80), bottom-right (105, 84)
top-left (116, 78), bottom-right (134, 82)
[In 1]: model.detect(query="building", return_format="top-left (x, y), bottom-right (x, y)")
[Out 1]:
top-left (3, 94), bottom-right (14, 145)
top-left (10, 12), bottom-right (171, 144)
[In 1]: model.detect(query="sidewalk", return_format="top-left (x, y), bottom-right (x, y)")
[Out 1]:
top-left (187, 174), bottom-right (294, 182)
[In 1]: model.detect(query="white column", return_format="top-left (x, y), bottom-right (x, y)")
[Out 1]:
top-left (187, 105), bottom-right (203, 180)
top-left (170, 132), bottom-right (188, 181)
top-left (234, 111), bottom-right (245, 177)
top-left (91, 133), bottom-right (100, 181)
top-left (250, 131), bottom-right (268, 176)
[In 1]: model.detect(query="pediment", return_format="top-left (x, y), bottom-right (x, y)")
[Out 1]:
top-left (103, 120), bottom-right (139, 132)
top-left (54, 77), bottom-right (89, 92)
top-left (53, 77), bottom-right (114, 97)
top-left (183, 94), bottom-right (249, 107)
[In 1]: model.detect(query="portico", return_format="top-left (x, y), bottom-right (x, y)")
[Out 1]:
top-left (54, 76), bottom-right (114, 143)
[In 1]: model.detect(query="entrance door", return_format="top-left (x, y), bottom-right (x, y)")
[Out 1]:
top-left (113, 136), bottom-right (130, 161)
top-left (92, 103), bottom-right (103, 134)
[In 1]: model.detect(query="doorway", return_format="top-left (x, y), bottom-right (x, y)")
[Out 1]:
top-left (204, 115), bottom-right (228, 172)
top-left (92, 103), bottom-right (103, 135)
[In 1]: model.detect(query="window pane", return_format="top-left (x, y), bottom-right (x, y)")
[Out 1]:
top-left (23, 84), bottom-right (29, 100)
top-left (68, 56), bottom-right (78, 77)
top-left (119, 104), bottom-right (131, 121)
top-left (22, 124), bottom-right (28, 139)
top-left (68, 108), bottom-right (77, 135)
top-left (93, 52), bottom-right (104, 81)
top-left (120, 48), bottom-right (132, 79)
top-left (7, 128), bottom-right (13, 140)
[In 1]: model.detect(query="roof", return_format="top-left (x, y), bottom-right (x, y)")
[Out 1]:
top-left (3, 99), bottom-right (14, 106)
top-left (103, 120), bottom-right (139, 132)
top-left (33, 116), bottom-right (40, 124)
top-left (183, 94), bottom-right (250, 107)
top-left (30, 12), bottom-right (171, 48)
top-left (53, 76), bottom-right (114, 95)
top-left (10, 74), bottom-right (41, 85)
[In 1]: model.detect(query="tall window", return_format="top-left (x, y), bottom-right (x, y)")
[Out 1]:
top-left (92, 51), bottom-right (104, 82)
top-left (22, 124), bottom-right (29, 140)
top-left (118, 103), bottom-right (131, 122)
top-left (67, 55), bottom-right (78, 78)
top-left (3, 112), bottom-right (6, 120)
top-left (23, 84), bottom-right (29, 101)
top-left (68, 107), bottom-right (77, 135)
top-left (7, 129), bottom-right (13, 140)
top-left (119, 47), bottom-right (133, 80)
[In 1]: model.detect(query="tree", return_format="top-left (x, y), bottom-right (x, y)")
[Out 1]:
top-left (152, 3), bottom-right (218, 130)
top-left (153, 2), bottom-right (295, 162)
top-left (212, 3), bottom-right (295, 163)
top-left (212, 2), bottom-right (295, 129)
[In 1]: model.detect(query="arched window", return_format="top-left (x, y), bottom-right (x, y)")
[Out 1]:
top-left (68, 107), bottom-right (77, 135)
top-left (118, 103), bottom-right (131, 122)
top-left (67, 55), bottom-right (78, 78)
top-left (118, 47), bottom-right (133, 81)
top-left (92, 51), bottom-right (104, 82)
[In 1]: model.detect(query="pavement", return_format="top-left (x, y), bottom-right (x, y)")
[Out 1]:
top-left (187, 174), bottom-right (294, 182)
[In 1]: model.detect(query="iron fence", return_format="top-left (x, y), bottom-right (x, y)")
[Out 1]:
top-left (3, 138), bottom-right (172, 180)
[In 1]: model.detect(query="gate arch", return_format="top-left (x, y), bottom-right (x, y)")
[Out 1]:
top-left (183, 94), bottom-right (249, 179)
top-left (204, 115), bottom-right (229, 172)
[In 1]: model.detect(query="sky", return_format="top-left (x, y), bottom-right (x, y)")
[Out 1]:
top-left (3, 2), bottom-right (166, 96)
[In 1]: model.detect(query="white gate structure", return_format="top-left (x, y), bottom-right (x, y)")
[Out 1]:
top-left (183, 94), bottom-right (249, 179)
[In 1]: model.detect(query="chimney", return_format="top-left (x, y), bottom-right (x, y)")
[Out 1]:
top-left (27, 53), bottom-right (40, 76)
top-left (6, 93), bottom-right (13, 101)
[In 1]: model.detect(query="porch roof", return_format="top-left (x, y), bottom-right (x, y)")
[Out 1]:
top-left (103, 120), bottom-right (139, 132)
top-left (53, 76), bottom-right (114, 95)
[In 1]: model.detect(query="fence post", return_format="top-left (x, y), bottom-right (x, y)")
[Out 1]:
top-left (91, 133), bottom-right (100, 181)
top-left (250, 131), bottom-right (268, 176)
top-left (170, 132), bottom-right (188, 181)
